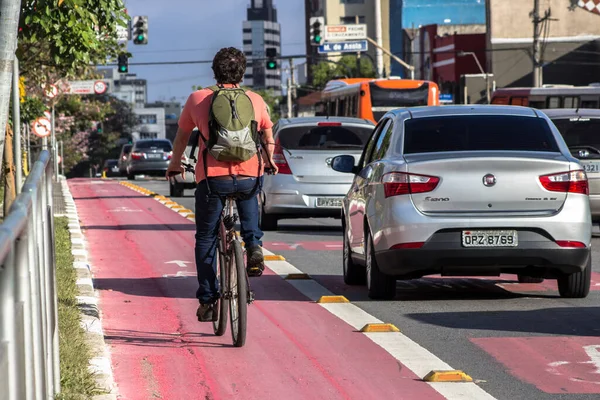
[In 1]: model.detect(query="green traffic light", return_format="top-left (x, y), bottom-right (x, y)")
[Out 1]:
top-left (119, 66), bottom-right (127, 72)
top-left (314, 35), bottom-right (321, 43)
top-left (267, 61), bottom-right (276, 69)
top-left (137, 34), bottom-right (144, 41)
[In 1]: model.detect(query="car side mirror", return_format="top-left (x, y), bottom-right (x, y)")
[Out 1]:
top-left (331, 155), bottom-right (357, 174)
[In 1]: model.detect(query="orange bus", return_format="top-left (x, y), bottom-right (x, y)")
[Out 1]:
top-left (319, 78), bottom-right (440, 123)
top-left (491, 85), bottom-right (600, 109)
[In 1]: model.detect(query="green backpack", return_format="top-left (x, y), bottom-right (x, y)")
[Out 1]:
top-left (204, 85), bottom-right (259, 163)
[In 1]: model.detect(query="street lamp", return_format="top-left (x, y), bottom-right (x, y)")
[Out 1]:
top-left (458, 51), bottom-right (490, 104)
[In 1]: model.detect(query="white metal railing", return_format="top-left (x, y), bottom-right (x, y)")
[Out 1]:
top-left (0, 150), bottom-right (60, 400)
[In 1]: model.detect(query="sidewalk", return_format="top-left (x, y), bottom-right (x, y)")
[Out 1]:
top-left (67, 178), bottom-right (473, 400)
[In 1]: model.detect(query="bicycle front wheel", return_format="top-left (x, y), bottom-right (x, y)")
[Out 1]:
top-left (212, 244), bottom-right (228, 336)
top-left (229, 240), bottom-right (248, 347)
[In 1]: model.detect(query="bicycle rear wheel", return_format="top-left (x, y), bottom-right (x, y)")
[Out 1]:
top-left (212, 243), bottom-right (228, 336)
top-left (229, 240), bottom-right (248, 347)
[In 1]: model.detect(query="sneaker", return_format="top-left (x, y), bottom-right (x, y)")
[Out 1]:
top-left (196, 302), bottom-right (217, 322)
top-left (246, 245), bottom-right (264, 277)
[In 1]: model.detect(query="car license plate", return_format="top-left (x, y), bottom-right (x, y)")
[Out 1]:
top-left (147, 153), bottom-right (162, 159)
top-left (581, 161), bottom-right (600, 174)
top-left (316, 197), bottom-right (343, 208)
top-left (462, 230), bottom-right (518, 247)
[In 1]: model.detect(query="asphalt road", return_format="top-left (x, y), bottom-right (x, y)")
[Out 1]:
top-left (128, 176), bottom-right (600, 400)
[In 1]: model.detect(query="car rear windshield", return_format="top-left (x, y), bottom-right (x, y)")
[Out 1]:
top-left (551, 117), bottom-right (600, 157)
top-left (134, 140), bottom-right (172, 151)
top-left (277, 124), bottom-right (373, 150)
top-left (403, 115), bottom-right (559, 154)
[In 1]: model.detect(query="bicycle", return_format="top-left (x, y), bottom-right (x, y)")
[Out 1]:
top-left (169, 161), bottom-right (276, 347)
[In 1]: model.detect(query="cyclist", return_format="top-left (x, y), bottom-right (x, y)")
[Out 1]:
top-left (166, 47), bottom-right (277, 322)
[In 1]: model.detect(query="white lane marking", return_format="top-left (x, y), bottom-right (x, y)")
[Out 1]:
top-left (263, 248), bottom-right (497, 400)
top-left (547, 345), bottom-right (600, 385)
top-left (107, 207), bottom-right (142, 213)
top-left (165, 260), bottom-right (191, 268)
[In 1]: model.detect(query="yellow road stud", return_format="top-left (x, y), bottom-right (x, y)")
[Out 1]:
top-left (423, 370), bottom-right (473, 383)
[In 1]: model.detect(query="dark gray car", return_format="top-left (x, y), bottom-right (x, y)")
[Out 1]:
top-left (543, 108), bottom-right (600, 221)
top-left (126, 139), bottom-right (173, 180)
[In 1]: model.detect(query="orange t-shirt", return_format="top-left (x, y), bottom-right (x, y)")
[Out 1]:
top-left (178, 85), bottom-right (274, 182)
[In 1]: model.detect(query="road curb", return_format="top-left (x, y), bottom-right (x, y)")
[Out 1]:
top-left (59, 178), bottom-right (118, 400)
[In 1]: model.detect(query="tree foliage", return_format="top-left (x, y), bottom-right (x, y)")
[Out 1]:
top-left (11, 0), bottom-right (134, 178)
top-left (17, 0), bottom-right (128, 84)
top-left (311, 55), bottom-right (377, 89)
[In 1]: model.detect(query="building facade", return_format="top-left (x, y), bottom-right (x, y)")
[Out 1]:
top-left (146, 101), bottom-right (182, 142)
top-left (243, 0), bottom-right (282, 95)
top-left (486, 0), bottom-right (600, 88)
top-left (131, 108), bottom-right (166, 141)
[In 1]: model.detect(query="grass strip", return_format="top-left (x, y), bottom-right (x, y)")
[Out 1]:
top-left (55, 216), bottom-right (103, 399)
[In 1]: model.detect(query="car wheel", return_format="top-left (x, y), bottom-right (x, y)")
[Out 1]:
top-left (259, 207), bottom-right (278, 231)
top-left (517, 275), bottom-right (544, 284)
top-left (170, 182), bottom-right (184, 197)
top-left (343, 222), bottom-right (365, 285)
top-left (557, 256), bottom-right (591, 298)
top-left (365, 229), bottom-right (396, 300)
top-left (127, 173), bottom-right (135, 180)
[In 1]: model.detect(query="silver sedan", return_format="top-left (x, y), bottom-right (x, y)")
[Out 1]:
top-left (259, 117), bottom-right (375, 230)
top-left (332, 105), bottom-right (592, 300)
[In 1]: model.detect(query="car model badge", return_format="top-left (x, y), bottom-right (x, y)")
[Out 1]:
top-left (326, 157), bottom-right (333, 167)
top-left (483, 174), bottom-right (496, 187)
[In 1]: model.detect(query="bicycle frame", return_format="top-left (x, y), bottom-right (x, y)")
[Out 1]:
top-left (219, 196), bottom-right (255, 304)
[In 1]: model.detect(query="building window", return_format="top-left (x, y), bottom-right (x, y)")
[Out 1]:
top-left (243, 28), bottom-right (251, 33)
top-left (243, 39), bottom-right (252, 45)
top-left (138, 114), bottom-right (157, 124)
top-left (340, 16), bottom-right (365, 24)
top-left (341, 0), bottom-right (364, 3)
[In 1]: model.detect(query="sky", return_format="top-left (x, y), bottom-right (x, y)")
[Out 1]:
top-left (119, 0), bottom-right (305, 104)
top-left (402, 0), bottom-right (485, 27)
top-left (117, 0), bottom-right (486, 104)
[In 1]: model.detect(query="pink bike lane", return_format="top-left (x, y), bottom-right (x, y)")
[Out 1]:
top-left (69, 179), bottom-right (445, 400)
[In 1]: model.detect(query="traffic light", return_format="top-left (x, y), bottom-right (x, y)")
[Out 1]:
top-left (266, 47), bottom-right (277, 70)
top-left (118, 53), bottom-right (128, 73)
top-left (132, 16), bottom-right (148, 45)
top-left (309, 16), bottom-right (325, 46)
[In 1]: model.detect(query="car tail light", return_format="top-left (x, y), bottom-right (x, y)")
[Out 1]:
top-left (556, 240), bottom-right (586, 248)
top-left (166, 151), bottom-right (173, 160)
top-left (382, 172), bottom-right (440, 198)
top-left (272, 137), bottom-right (292, 174)
top-left (317, 122), bottom-right (342, 127)
top-left (539, 170), bottom-right (588, 195)
top-left (390, 242), bottom-right (425, 249)
top-left (130, 152), bottom-right (144, 160)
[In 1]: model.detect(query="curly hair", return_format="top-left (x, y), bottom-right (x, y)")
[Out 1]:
top-left (212, 47), bottom-right (247, 84)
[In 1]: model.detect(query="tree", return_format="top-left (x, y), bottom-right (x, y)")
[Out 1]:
top-left (17, 0), bottom-right (129, 85)
top-left (311, 55), bottom-right (377, 89)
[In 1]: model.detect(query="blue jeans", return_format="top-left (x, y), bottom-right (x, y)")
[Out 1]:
top-left (194, 176), bottom-right (263, 303)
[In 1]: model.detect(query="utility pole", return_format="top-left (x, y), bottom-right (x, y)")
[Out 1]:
top-left (374, 0), bottom-right (384, 78)
top-left (532, 0), bottom-right (542, 87)
top-left (531, 0), bottom-right (553, 87)
top-left (0, 0), bottom-right (22, 183)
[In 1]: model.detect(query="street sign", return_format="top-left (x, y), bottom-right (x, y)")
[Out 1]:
top-left (62, 80), bottom-right (111, 95)
top-left (324, 24), bottom-right (367, 41)
top-left (318, 40), bottom-right (368, 54)
top-left (32, 117), bottom-right (52, 138)
top-left (440, 93), bottom-right (454, 103)
top-left (44, 84), bottom-right (58, 99)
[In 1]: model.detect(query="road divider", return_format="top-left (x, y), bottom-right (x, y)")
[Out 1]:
top-left (360, 323), bottom-right (400, 333)
top-left (423, 370), bottom-right (473, 383)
